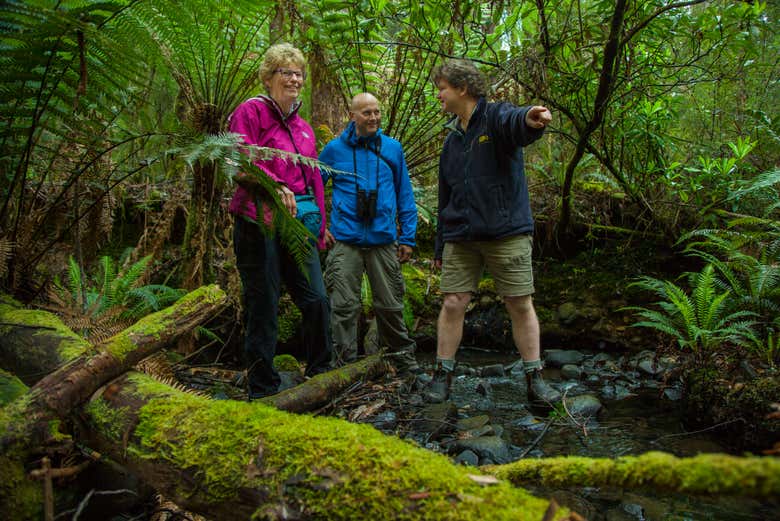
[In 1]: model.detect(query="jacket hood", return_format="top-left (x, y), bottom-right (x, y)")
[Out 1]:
top-left (340, 121), bottom-right (384, 147)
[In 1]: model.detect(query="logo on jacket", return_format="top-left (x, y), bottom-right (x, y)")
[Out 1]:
top-left (478, 134), bottom-right (490, 144)
top-left (302, 131), bottom-right (310, 139)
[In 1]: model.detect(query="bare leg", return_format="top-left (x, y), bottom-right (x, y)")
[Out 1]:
top-left (503, 295), bottom-right (539, 361)
top-left (436, 292), bottom-right (471, 359)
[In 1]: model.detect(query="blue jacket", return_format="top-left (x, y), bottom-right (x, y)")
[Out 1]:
top-left (320, 121), bottom-right (417, 247)
top-left (435, 98), bottom-right (544, 259)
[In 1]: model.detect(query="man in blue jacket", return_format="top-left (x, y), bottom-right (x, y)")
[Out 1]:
top-left (320, 93), bottom-right (419, 373)
top-left (427, 59), bottom-right (561, 406)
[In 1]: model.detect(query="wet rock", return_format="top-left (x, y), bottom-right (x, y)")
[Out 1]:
top-left (545, 349), bottom-right (586, 367)
top-left (415, 402), bottom-right (458, 439)
top-left (460, 425), bottom-right (495, 438)
top-left (614, 384), bottom-right (636, 400)
top-left (480, 364), bottom-right (505, 377)
top-left (451, 435), bottom-right (510, 464)
top-left (454, 450), bottom-right (479, 466)
top-left (601, 384), bottom-right (616, 400)
top-left (564, 394), bottom-right (603, 417)
top-left (370, 410), bottom-right (397, 430)
top-left (492, 424), bottom-right (504, 437)
top-left (455, 365), bottom-right (477, 377)
top-left (456, 415), bottom-right (490, 431)
top-left (591, 352), bottom-right (614, 365)
top-left (279, 371), bottom-right (304, 392)
top-left (561, 364), bottom-right (582, 380)
top-left (406, 393), bottom-right (424, 406)
top-left (475, 379), bottom-right (492, 396)
top-left (509, 411), bottom-right (544, 430)
top-left (663, 386), bottom-right (682, 401)
top-left (414, 372), bottom-right (432, 391)
top-left (557, 302), bottom-right (579, 325)
top-left (638, 359), bottom-right (662, 377)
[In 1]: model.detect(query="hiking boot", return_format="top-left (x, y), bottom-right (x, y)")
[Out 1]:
top-left (526, 369), bottom-right (561, 405)
top-left (424, 370), bottom-right (452, 403)
top-left (392, 350), bottom-right (423, 375)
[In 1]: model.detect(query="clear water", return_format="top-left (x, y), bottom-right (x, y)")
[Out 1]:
top-left (419, 348), bottom-right (779, 521)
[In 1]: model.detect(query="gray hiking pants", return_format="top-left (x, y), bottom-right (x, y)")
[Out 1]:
top-left (324, 241), bottom-right (416, 366)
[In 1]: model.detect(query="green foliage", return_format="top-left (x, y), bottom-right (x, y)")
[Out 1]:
top-left (624, 264), bottom-right (757, 357)
top-left (50, 253), bottom-right (185, 341)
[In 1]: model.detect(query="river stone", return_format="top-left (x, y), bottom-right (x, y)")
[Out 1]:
top-left (614, 384), bottom-right (636, 400)
top-left (460, 425), bottom-right (495, 439)
top-left (545, 349), bottom-right (586, 367)
top-left (480, 364), bottom-right (505, 377)
top-left (456, 415), bottom-right (490, 431)
top-left (370, 410), bottom-right (398, 430)
top-left (561, 364), bottom-right (582, 380)
top-left (557, 302), bottom-right (579, 325)
top-left (663, 386), bottom-right (682, 401)
top-left (638, 359), bottom-right (662, 376)
top-left (475, 379), bottom-right (492, 396)
top-left (564, 394), bottom-right (603, 417)
top-left (591, 352), bottom-right (614, 365)
top-left (454, 449), bottom-right (479, 466)
top-left (452, 435), bottom-right (510, 464)
top-left (509, 411), bottom-right (543, 429)
top-left (415, 401), bottom-right (458, 439)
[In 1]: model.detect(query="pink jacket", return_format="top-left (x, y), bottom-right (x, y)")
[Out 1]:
top-left (228, 95), bottom-right (327, 249)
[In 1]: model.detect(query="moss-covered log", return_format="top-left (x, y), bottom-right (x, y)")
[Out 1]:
top-left (261, 354), bottom-right (388, 413)
top-left (81, 371), bottom-right (567, 521)
top-left (487, 452), bottom-right (780, 498)
top-left (1, 285), bottom-right (227, 453)
top-left (0, 296), bottom-right (90, 386)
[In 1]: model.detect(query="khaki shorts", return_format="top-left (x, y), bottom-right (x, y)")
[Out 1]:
top-left (440, 235), bottom-right (534, 296)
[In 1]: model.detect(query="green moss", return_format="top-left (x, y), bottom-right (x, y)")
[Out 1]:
top-left (0, 307), bottom-right (90, 360)
top-left (0, 455), bottom-right (42, 520)
top-left (273, 354), bottom-right (301, 372)
top-left (277, 297), bottom-right (302, 343)
top-left (0, 369), bottom-right (28, 406)
top-left (125, 372), bottom-right (556, 520)
top-left (104, 285), bottom-right (225, 360)
top-left (84, 397), bottom-right (130, 442)
top-left (490, 451), bottom-right (780, 497)
top-left (401, 263), bottom-right (437, 318)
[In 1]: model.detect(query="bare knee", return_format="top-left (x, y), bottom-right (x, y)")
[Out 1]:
top-left (504, 295), bottom-right (534, 316)
top-left (441, 292), bottom-right (471, 316)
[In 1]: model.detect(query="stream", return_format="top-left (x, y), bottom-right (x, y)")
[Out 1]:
top-left (371, 347), bottom-right (780, 521)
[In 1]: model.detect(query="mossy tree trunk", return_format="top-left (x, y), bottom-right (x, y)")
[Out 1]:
top-left (0, 285), bottom-right (227, 455)
top-left (488, 452), bottom-right (780, 498)
top-left (0, 298), bottom-right (91, 386)
top-left (260, 354), bottom-right (387, 413)
top-left (79, 370), bottom-right (563, 521)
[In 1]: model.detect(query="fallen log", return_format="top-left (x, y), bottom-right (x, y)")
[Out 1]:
top-left (1, 284), bottom-right (227, 454)
top-left (261, 354), bottom-right (388, 413)
top-left (0, 296), bottom-right (91, 386)
top-left (487, 452), bottom-right (780, 498)
top-left (79, 370), bottom-right (564, 520)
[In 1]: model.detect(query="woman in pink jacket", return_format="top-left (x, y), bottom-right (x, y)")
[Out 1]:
top-left (229, 43), bottom-right (331, 399)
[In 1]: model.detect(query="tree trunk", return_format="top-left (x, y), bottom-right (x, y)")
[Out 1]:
top-left (558, 0), bottom-right (628, 235)
top-left (489, 452), bottom-right (780, 498)
top-left (0, 298), bottom-right (91, 386)
top-left (260, 354), bottom-right (388, 413)
top-left (1, 284), bottom-right (227, 454)
top-left (79, 371), bottom-right (563, 521)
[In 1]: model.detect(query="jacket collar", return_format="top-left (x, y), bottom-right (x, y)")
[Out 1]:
top-left (256, 94), bottom-right (302, 121)
top-left (340, 121), bottom-right (384, 148)
top-left (444, 97), bottom-right (486, 134)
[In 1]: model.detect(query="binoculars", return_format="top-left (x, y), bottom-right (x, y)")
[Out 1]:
top-left (356, 188), bottom-right (377, 221)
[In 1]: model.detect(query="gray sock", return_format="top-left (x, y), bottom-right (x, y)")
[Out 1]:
top-left (437, 357), bottom-right (456, 372)
top-left (523, 359), bottom-right (543, 373)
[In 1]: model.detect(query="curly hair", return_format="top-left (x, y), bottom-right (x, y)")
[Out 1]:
top-left (432, 59), bottom-right (487, 99)
top-left (259, 43), bottom-right (306, 87)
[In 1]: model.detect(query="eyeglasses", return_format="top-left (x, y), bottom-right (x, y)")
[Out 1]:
top-left (274, 68), bottom-right (305, 80)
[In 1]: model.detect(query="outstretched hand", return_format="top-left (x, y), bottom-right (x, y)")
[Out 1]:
top-left (277, 185), bottom-right (297, 217)
top-left (525, 106), bottom-right (552, 129)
